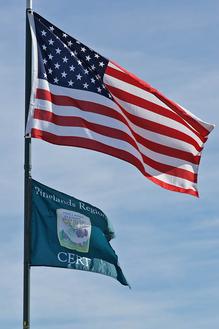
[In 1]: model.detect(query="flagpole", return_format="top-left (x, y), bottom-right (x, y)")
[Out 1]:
top-left (23, 1), bottom-right (32, 328)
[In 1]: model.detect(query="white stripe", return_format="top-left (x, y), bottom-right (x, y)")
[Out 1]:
top-left (131, 122), bottom-right (200, 156)
top-left (112, 95), bottom-right (203, 147)
top-left (138, 143), bottom-right (198, 173)
top-left (35, 79), bottom-right (201, 156)
top-left (107, 62), bottom-right (214, 135)
top-left (106, 63), bottom-right (174, 112)
top-left (36, 99), bottom-right (198, 171)
top-left (179, 104), bottom-right (215, 133)
top-left (26, 12), bottom-right (39, 134)
top-left (108, 62), bottom-right (124, 72)
top-left (33, 117), bottom-right (143, 161)
top-left (32, 118), bottom-right (197, 190)
top-left (37, 79), bottom-right (116, 108)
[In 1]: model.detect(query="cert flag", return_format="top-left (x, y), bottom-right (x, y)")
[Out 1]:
top-left (27, 12), bottom-right (214, 197)
top-left (31, 179), bottom-right (129, 287)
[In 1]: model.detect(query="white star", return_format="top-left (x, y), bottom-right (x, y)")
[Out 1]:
top-left (95, 74), bottom-right (101, 80)
top-left (63, 44), bottom-right (68, 48)
top-left (76, 74), bottom-right (82, 80)
top-left (70, 51), bottom-right (75, 57)
top-left (102, 84), bottom-right (106, 89)
top-left (62, 56), bottom-right (68, 63)
top-left (108, 93), bottom-right (112, 98)
top-left (83, 83), bottom-right (89, 89)
top-left (55, 48), bottom-right (61, 54)
top-left (48, 54), bottom-right (53, 60)
top-left (70, 65), bottom-right (75, 71)
top-left (84, 69), bottom-right (89, 74)
top-left (62, 33), bottom-right (67, 38)
top-left (48, 39), bottom-right (54, 45)
top-left (91, 78), bottom-right (95, 83)
top-left (49, 26), bottom-right (55, 32)
top-left (68, 80), bottom-right (74, 86)
top-left (99, 62), bottom-right (104, 67)
top-left (43, 73), bottom-right (47, 78)
top-left (81, 47), bottom-right (86, 52)
top-left (68, 41), bottom-right (73, 47)
top-left (94, 54), bottom-right (100, 59)
top-left (41, 30), bottom-right (47, 36)
top-left (91, 65), bottom-right (96, 71)
top-left (48, 68), bottom-right (53, 74)
top-left (77, 60), bottom-right (82, 66)
top-left (55, 62), bottom-right (60, 69)
top-left (42, 44), bottom-right (47, 50)
top-left (85, 55), bottom-right (91, 61)
top-left (76, 40), bottom-right (81, 44)
top-left (43, 58), bottom-right (47, 64)
top-left (97, 87), bottom-right (102, 92)
top-left (54, 77), bottom-right (59, 83)
top-left (61, 71), bottom-right (67, 78)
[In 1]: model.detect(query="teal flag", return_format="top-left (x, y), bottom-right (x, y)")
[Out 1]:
top-left (31, 180), bottom-right (129, 287)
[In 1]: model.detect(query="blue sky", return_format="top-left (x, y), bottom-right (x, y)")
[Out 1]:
top-left (0, 1), bottom-right (219, 328)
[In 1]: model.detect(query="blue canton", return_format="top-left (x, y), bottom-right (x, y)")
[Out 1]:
top-left (34, 12), bottom-right (111, 99)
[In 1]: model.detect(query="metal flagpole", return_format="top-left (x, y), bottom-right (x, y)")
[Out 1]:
top-left (23, 1), bottom-right (32, 328)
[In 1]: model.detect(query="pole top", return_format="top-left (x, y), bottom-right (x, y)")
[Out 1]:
top-left (26, 0), bottom-right (32, 9)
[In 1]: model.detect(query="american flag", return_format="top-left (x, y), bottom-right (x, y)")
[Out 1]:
top-left (27, 12), bottom-right (214, 197)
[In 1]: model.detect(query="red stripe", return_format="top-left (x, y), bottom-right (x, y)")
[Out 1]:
top-left (34, 108), bottom-right (140, 151)
top-left (107, 86), bottom-right (203, 152)
top-left (36, 88), bottom-right (201, 164)
top-left (135, 132), bottom-right (200, 165)
top-left (141, 153), bottom-right (197, 183)
top-left (33, 109), bottom-right (197, 183)
top-left (36, 88), bottom-right (127, 122)
top-left (106, 66), bottom-right (154, 93)
top-left (154, 90), bottom-right (209, 137)
top-left (107, 61), bottom-right (209, 137)
top-left (31, 128), bottom-right (198, 197)
top-left (106, 66), bottom-right (203, 139)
